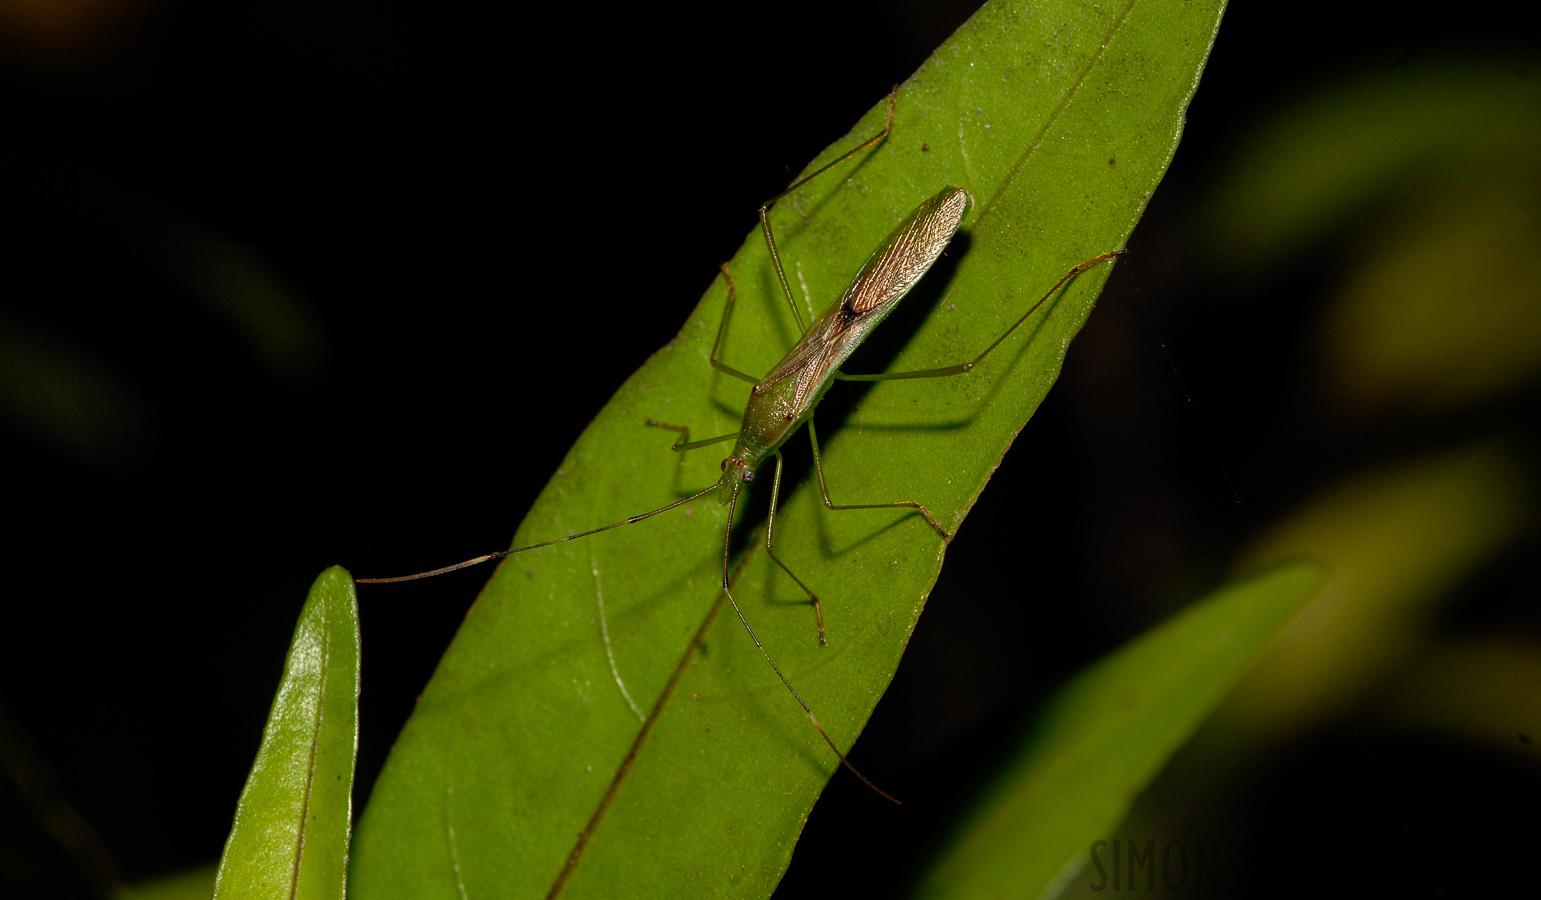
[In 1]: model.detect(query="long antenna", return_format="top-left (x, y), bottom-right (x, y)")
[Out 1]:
top-left (356, 483), bottom-right (721, 583)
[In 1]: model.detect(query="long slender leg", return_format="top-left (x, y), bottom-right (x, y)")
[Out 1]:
top-left (837, 250), bottom-right (1126, 382)
top-left (759, 88), bottom-right (898, 333)
top-left (644, 420), bottom-right (739, 453)
top-left (764, 451), bottom-right (827, 645)
top-left (808, 420), bottom-right (949, 539)
top-left (707, 264), bottom-right (763, 384)
top-left (716, 486), bottom-right (898, 804)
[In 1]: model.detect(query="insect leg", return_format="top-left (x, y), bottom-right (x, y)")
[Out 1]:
top-left (717, 486), bottom-right (899, 804)
top-left (759, 87), bottom-right (898, 334)
top-left (644, 420), bottom-right (739, 453)
top-left (836, 250), bottom-right (1127, 382)
top-left (764, 450), bottom-right (827, 646)
top-left (807, 420), bottom-right (950, 539)
top-left (708, 263), bottom-right (766, 384)
top-left (642, 421), bottom-right (737, 491)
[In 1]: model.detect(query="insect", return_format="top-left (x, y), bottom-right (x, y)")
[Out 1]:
top-left (360, 90), bottom-right (1124, 802)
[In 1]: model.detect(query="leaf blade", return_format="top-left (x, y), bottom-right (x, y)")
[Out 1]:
top-left (917, 563), bottom-right (1326, 900)
top-left (352, 1), bottom-right (1227, 897)
top-left (214, 567), bottom-right (360, 900)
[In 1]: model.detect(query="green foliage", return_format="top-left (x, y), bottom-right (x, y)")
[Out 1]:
top-left (348, 0), bottom-right (1227, 897)
top-left (213, 568), bottom-right (359, 900)
top-left (1204, 61), bottom-right (1541, 410)
top-left (1219, 443), bottom-right (1530, 740)
top-left (1186, 61), bottom-right (1540, 754)
top-left (918, 563), bottom-right (1325, 899)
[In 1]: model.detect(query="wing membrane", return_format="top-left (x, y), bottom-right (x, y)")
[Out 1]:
top-left (843, 186), bottom-right (969, 315)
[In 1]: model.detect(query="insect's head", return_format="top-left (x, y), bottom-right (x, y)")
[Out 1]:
top-left (716, 452), bottom-right (755, 501)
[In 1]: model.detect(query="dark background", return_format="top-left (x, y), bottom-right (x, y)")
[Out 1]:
top-left (2, 1), bottom-right (1538, 896)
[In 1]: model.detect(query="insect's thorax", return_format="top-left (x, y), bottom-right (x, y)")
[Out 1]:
top-left (739, 371), bottom-right (808, 459)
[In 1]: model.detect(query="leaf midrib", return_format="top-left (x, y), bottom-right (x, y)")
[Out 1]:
top-left (289, 621), bottom-right (329, 900)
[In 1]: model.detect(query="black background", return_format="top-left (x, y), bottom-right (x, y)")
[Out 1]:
top-left (3, 1), bottom-right (1539, 896)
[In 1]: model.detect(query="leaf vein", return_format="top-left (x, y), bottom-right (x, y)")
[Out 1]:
top-left (287, 623), bottom-right (328, 900)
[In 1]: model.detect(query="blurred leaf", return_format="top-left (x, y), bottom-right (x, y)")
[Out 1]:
top-left (1220, 443), bottom-right (1530, 741)
top-left (916, 564), bottom-right (1324, 900)
top-left (1323, 182), bottom-right (1541, 410)
top-left (1379, 637), bottom-right (1541, 762)
top-left (350, 0), bottom-right (1226, 897)
top-left (118, 865), bottom-right (217, 900)
top-left (0, 312), bottom-right (149, 468)
top-left (170, 238), bottom-right (320, 382)
top-left (213, 568), bottom-right (359, 900)
top-left (66, 169), bottom-right (322, 382)
top-left (1204, 59), bottom-right (1541, 270)
top-left (0, 694), bottom-right (123, 897)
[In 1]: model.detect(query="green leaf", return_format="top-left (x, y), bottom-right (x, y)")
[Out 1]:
top-left (1196, 62), bottom-right (1541, 410)
top-left (1203, 61), bottom-right (1541, 271)
top-left (214, 567), bottom-right (360, 900)
top-left (351, 0), bottom-right (1226, 897)
top-left (1221, 442), bottom-right (1530, 738)
top-left (1379, 637), bottom-right (1541, 759)
top-left (916, 563), bottom-right (1326, 900)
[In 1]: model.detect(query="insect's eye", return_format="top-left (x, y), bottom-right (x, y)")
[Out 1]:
top-left (742, 469), bottom-right (755, 482)
top-left (721, 458), bottom-right (729, 471)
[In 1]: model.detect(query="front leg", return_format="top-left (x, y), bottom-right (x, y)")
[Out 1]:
top-left (643, 420), bottom-right (739, 453)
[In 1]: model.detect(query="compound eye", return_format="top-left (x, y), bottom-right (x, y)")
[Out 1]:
top-left (720, 458), bottom-right (729, 471)
top-left (742, 469), bottom-right (755, 483)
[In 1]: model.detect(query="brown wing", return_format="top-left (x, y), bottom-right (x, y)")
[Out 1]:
top-left (760, 186), bottom-right (972, 414)
top-left (842, 186), bottom-right (970, 316)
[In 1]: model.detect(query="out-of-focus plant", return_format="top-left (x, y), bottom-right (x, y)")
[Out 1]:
top-left (1041, 58), bottom-right (1540, 897)
top-left (1207, 59), bottom-right (1541, 411)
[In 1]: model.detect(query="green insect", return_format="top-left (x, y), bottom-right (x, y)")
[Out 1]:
top-left (361, 91), bottom-right (1123, 801)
